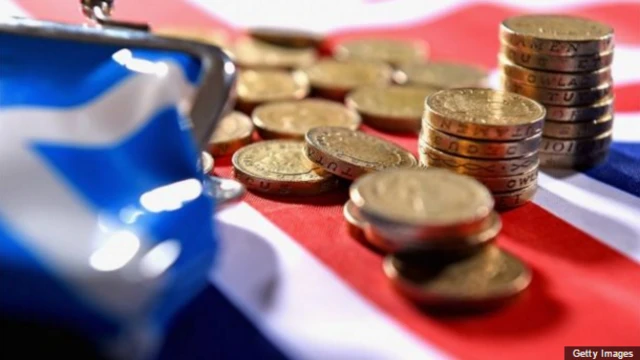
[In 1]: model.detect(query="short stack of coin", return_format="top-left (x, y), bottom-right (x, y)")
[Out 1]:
top-left (346, 167), bottom-right (531, 310)
top-left (419, 88), bottom-right (545, 210)
top-left (499, 15), bottom-right (615, 168)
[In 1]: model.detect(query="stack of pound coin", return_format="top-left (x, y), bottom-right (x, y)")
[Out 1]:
top-left (498, 14), bottom-right (615, 169)
top-left (345, 167), bottom-right (532, 310)
top-left (420, 88), bottom-right (546, 210)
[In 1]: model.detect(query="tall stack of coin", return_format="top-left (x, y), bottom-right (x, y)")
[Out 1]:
top-left (419, 88), bottom-right (545, 210)
top-left (345, 168), bottom-right (531, 310)
top-left (499, 15), bottom-right (615, 168)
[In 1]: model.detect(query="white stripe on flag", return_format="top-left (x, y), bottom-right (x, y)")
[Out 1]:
top-left (214, 203), bottom-right (449, 360)
top-left (0, 0), bottom-right (27, 18)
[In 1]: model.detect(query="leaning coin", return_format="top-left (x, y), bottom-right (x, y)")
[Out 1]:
top-left (333, 38), bottom-right (427, 66)
top-left (472, 168), bottom-right (538, 193)
top-left (540, 130), bottom-right (612, 155)
top-left (248, 27), bottom-right (323, 48)
top-left (502, 78), bottom-right (612, 106)
top-left (154, 27), bottom-right (229, 47)
top-left (499, 57), bottom-right (611, 90)
top-left (252, 99), bottom-right (360, 140)
top-left (500, 15), bottom-right (614, 56)
top-left (421, 125), bottom-right (541, 159)
top-left (235, 69), bottom-right (309, 113)
top-left (232, 140), bottom-right (340, 196)
top-left (394, 61), bottom-right (488, 89)
top-left (346, 85), bottom-right (437, 133)
top-left (384, 245), bottom-right (532, 309)
top-left (500, 45), bottom-right (614, 73)
top-left (305, 127), bottom-right (417, 180)
top-left (350, 167), bottom-right (494, 240)
top-left (230, 37), bottom-right (317, 69)
top-left (543, 114), bottom-right (613, 139)
top-left (302, 59), bottom-right (393, 100)
top-left (419, 142), bottom-right (539, 177)
top-left (205, 176), bottom-right (246, 209)
top-left (540, 150), bottom-right (609, 169)
top-left (545, 95), bottom-right (613, 122)
top-left (200, 151), bottom-right (214, 175)
top-left (493, 184), bottom-right (537, 210)
top-left (424, 88), bottom-right (546, 141)
top-left (208, 111), bottom-right (254, 157)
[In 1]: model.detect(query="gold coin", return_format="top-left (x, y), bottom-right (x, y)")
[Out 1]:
top-left (232, 140), bottom-right (340, 196)
top-left (421, 125), bottom-right (541, 159)
top-left (394, 62), bottom-right (488, 89)
top-left (473, 168), bottom-right (538, 193)
top-left (500, 15), bottom-right (614, 56)
top-left (419, 142), bottom-right (539, 177)
top-left (230, 37), bottom-right (317, 69)
top-left (154, 27), bottom-right (229, 47)
top-left (384, 245), bottom-right (532, 308)
top-left (501, 77), bottom-right (612, 106)
top-left (493, 184), bottom-right (537, 210)
top-left (302, 59), bottom-right (393, 100)
top-left (208, 111), bottom-right (254, 157)
top-left (334, 38), bottom-right (427, 65)
top-left (200, 151), bottom-right (214, 175)
top-left (346, 85), bottom-right (437, 133)
top-left (235, 69), bottom-right (309, 113)
top-left (252, 99), bottom-right (361, 140)
top-left (344, 199), bottom-right (367, 238)
top-left (540, 130), bottom-right (612, 155)
top-left (500, 45), bottom-right (613, 73)
top-left (424, 88), bottom-right (545, 141)
top-left (305, 126), bottom-right (417, 180)
top-left (499, 57), bottom-right (611, 90)
top-left (545, 95), bottom-right (614, 122)
top-left (543, 114), bottom-right (613, 139)
top-left (248, 27), bottom-right (323, 48)
top-left (540, 150), bottom-right (608, 169)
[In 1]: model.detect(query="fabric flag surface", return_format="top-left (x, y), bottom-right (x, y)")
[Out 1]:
top-left (3, 0), bottom-right (640, 359)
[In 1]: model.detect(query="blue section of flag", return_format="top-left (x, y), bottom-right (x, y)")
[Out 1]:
top-left (584, 142), bottom-right (640, 198)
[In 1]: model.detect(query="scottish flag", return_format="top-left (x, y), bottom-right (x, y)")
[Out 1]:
top-left (0, 30), bottom-right (216, 358)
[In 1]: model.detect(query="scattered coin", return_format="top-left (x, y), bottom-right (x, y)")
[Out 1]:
top-left (345, 85), bottom-right (437, 133)
top-left (543, 114), bottom-right (613, 139)
top-left (205, 175), bottom-right (246, 209)
top-left (424, 88), bottom-right (545, 141)
top-left (539, 150), bottom-right (609, 169)
top-left (302, 59), bottom-right (393, 100)
top-left (499, 57), bottom-right (611, 90)
top-left (500, 45), bottom-right (613, 73)
top-left (334, 38), bottom-right (427, 65)
top-left (248, 27), bottom-right (323, 48)
top-left (235, 69), bottom-right (309, 113)
top-left (502, 78), bottom-right (612, 106)
top-left (492, 184), bottom-right (537, 210)
top-left (383, 246), bottom-right (532, 308)
top-left (305, 126), bottom-right (417, 180)
top-left (394, 62), bottom-right (488, 89)
top-left (230, 37), bottom-right (317, 69)
top-left (232, 140), bottom-right (340, 196)
top-left (154, 27), bottom-right (229, 47)
top-left (500, 15), bottom-right (614, 56)
top-left (200, 151), bottom-right (214, 174)
top-left (208, 111), bottom-right (254, 157)
top-left (252, 99), bottom-right (361, 140)
top-left (539, 130), bottom-right (612, 155)
top-left (472, 168), bottom-right (539, 193)
top-left (545, 95), bottom-right (613, 122)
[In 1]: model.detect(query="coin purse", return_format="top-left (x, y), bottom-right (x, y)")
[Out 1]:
top-left (0, 16), bottom-right (234, 359)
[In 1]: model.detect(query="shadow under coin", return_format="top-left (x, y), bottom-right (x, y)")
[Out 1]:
top-left (249, 183), bottom-right (350, 207)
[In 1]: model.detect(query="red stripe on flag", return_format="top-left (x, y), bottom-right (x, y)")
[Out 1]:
top-left (615, 83), bottom-right (640, 113)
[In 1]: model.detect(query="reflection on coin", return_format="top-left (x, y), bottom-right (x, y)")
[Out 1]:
top-left (252, 99), bottom-right (361, 140)
top-left (545, 96), bottom-right (613, 122)
top-left (205, 176), bottom-right (246, 209)
top-left (346, 85), bottom-right (437, 133)
top-left (502, 78), bottom-right (612, 106)
top-left (154, 27), bottom-right (229, 47)
top-left (500, 15), bottom-right (614, 56)
top-left (499, 57), bottom-right (611, 90)
top-left (236, 69), bottom-right (309, 113)
top-left (208, 111), bottom-right (254, 157)
top-left (539, 131), bottom-right (612, 155)
top-left (232, 140), bottom-right (340, 196)
top-left (305, 126), bottom-right (417, 180)
top-left (473, 168), bottom-right (538, 193)
top-left (384, 246), bottom-right (532, 308)
top-left (334, 38), bottom-right (427, 65)
top-left (231, 37), bottom-right (317, 69)
top-left (493, 184), bottom-right (537, 210)
top-left (248, 27), bottom-right (323, 48)
top-left (500, 45), bottom-right (614, 73)
top-left (343, 200), bottom-right (392, 253)
top-left (302, 59), bottom-right (392, 100)
top-left (424, 88), bottom-right (545, 140)
top-left (540, 150), bottom-right (608, 169)
top-left (200, 151), bottom-right (214, 174)
top-left (419, 142), bottom-right (539, 177)
top-left (394, 62), bottom-right (488, 89)
top-left (543, 114), bottom-right (613, 139)
top-left (421, 125), bottom-right (541, 159)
